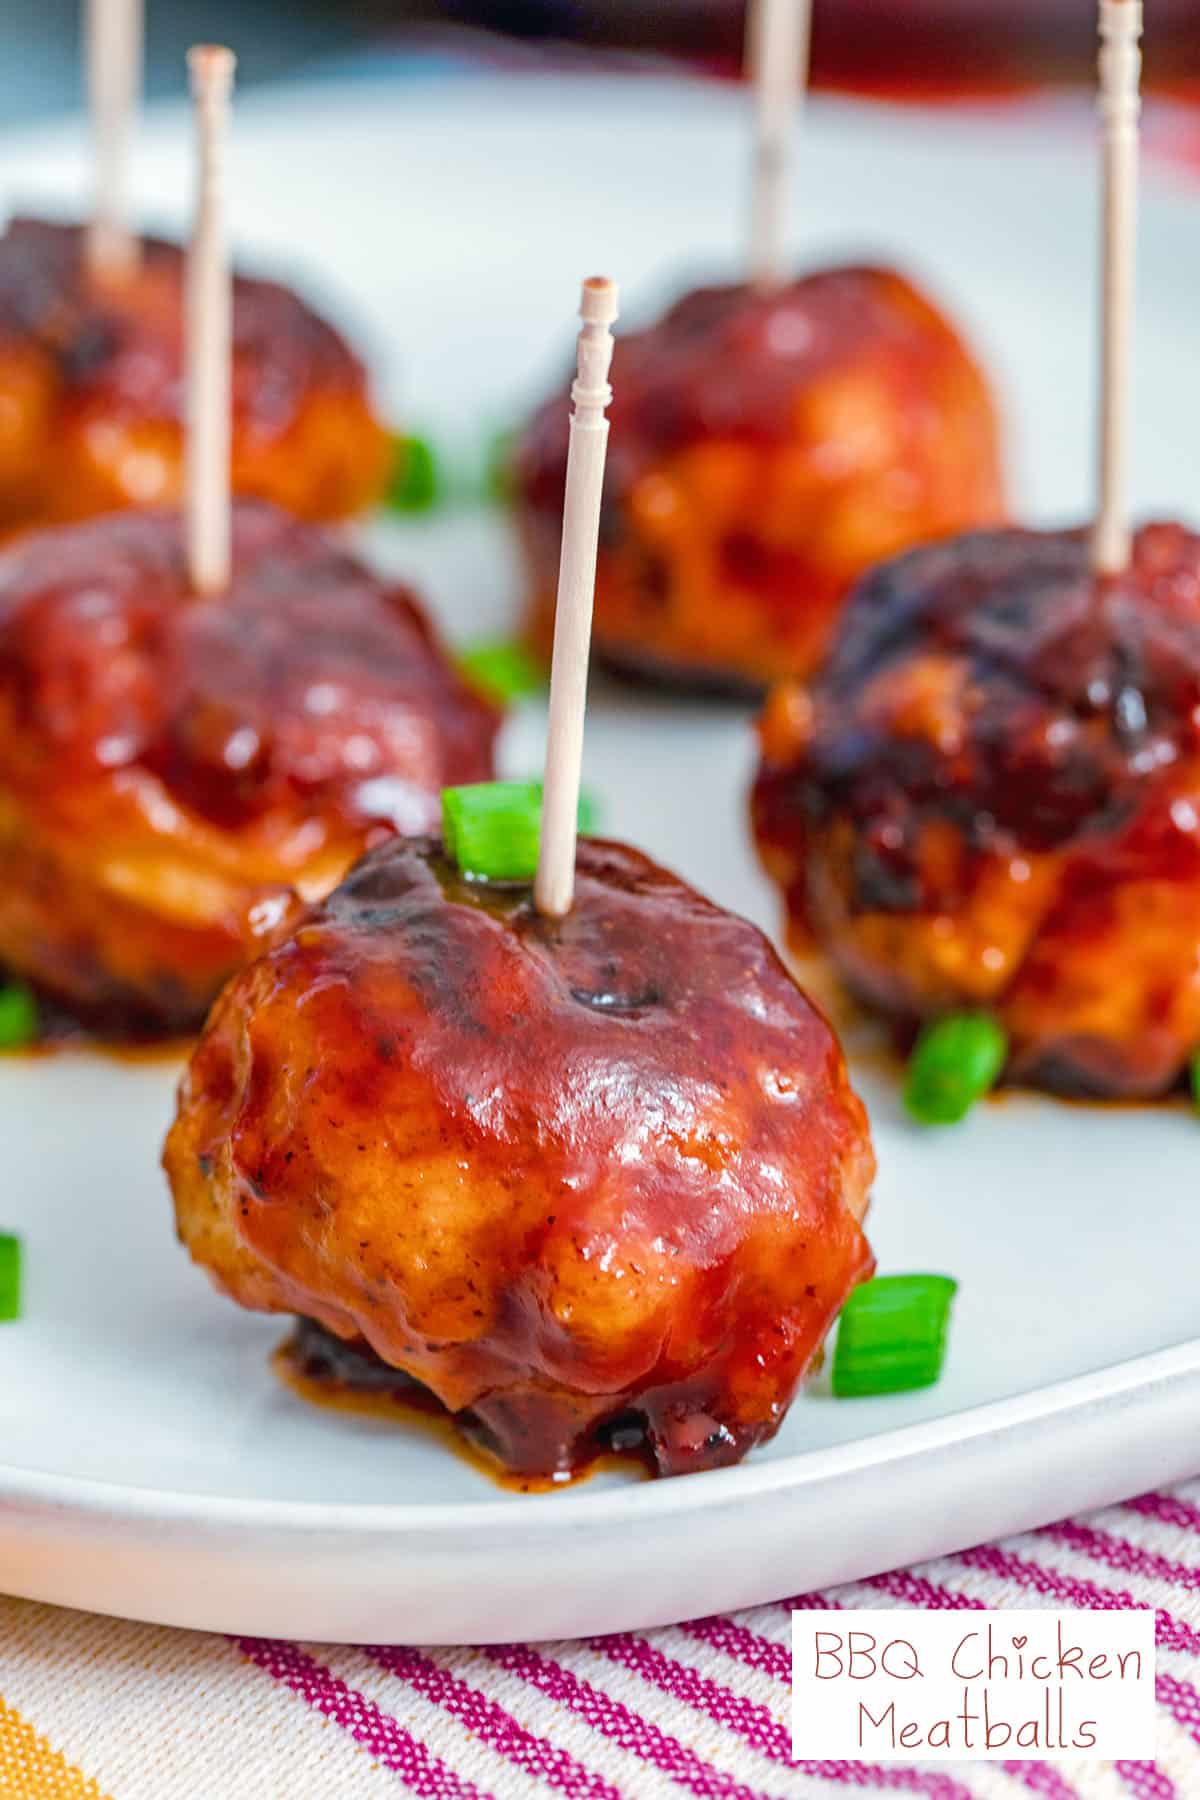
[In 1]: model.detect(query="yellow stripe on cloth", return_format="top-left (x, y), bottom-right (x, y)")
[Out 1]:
top-left (0, 1695), bottom-right (113, 1800)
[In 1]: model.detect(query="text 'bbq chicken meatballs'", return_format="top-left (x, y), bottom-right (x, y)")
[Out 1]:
top-left (513, 266), bottom-right (1004, 692)
top-left (165, 836), bottom-right (876, 1480)
top-left (0, 218), bottom-right (389, 533)
top-left (0, 503), bottom-right (498, 1034)
top-left (753, 522), bottom-right (1200, 1099)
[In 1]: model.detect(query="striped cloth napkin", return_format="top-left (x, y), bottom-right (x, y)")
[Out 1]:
top-left (2, 1478), bottom-right (1198, 1799)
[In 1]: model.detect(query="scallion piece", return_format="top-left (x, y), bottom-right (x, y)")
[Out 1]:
top-left (459, 639), bottom-right (548, 706)
top-left (385, 433), bottom-right (440, 514)
top-left (904, 1012), bottom-right (1008, 1125)
top-left (443, 781), bottom-right (542, 881)
top-left (0, 982), bottom-right (37, 1050)
top-left (831, 1274), bottom-right (957, 1398)
top-left (0, 1233), bottom-right (22, 1322)
top-left (1190, 1050), bottom-right (1200, 1113)
top-left (442, 781), bottom-right (601, 882)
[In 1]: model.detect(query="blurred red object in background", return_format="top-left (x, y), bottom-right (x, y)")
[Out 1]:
top-left (426, 0), bottom-right (1200, 89)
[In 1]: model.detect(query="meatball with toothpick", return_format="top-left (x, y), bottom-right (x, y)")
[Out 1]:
top-left (0, 501), bottom-right (498, 1035)
top-left (0, 219), bottom-right (388, 535)
top-left (164, 830), bottom-right (876, 1479)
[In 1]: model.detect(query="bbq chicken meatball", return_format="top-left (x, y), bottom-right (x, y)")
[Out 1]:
top-left (164, 836), bottom-right (875, 1479)
top-left (753, 522), bottom-right (1200, 1099)
top-left (0, 502), bottom-right (498, 1034)
top-left (0, 218), bottom-right (388, 534)
top-left (513, 266), bottom-right (1004, 691)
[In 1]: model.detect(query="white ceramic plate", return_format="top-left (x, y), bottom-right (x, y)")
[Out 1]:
top-left (0, 70), bottom-right (1198, 1645)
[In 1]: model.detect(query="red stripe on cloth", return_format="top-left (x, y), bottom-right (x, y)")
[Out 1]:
top-left (1124, 1492), bottom-right (1200, 1536)
top-left (591, 1633), bottom-right (788, 1762)
top-left (955, 1546), bottom-right (1200, 1657)
top-left (590, 1633), bottom-right (980, 1799)
top-left (1157, 1672), bottom-right (1200, 1738)
top-left (1041, 1520), bottom-right (1200, 1594)
top-left (868, 1572), bottom-right (985, 1614)
top-left (678, 1616), bottom-right (790, 1682)
top-left (364, 1645), bottom-right (621, 1800)
top-left (1112, 1765), bottom-right (1176, 1800)
top-left (236, 1637), bottom-right (493, 1800)
top-left (478, 1643), bottom-right (780, 1800)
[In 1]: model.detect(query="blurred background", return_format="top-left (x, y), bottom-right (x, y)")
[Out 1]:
top-left (6, 0), bottom-right (1200, 125)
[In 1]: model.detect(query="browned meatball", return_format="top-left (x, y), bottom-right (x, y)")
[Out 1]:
top-left (753, 522), bottom-right (1200, 1097)
top-left (164, 836), bottom-right (875, 1480)
top-left (0, 503), bottom-right (498, 1034)
top-left (0, 218), bottom-right (389, 535)
top-left (513, 266), bottom-right (1004, 692)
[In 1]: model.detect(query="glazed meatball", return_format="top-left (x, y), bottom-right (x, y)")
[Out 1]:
top-left (0, 503), bottom-right (498, 1033)
top-left (513, 266), bottom-right (1004, 691)
top-left (164, 836), bottom-right (875, 1479)
top-left (0, 218), bottom-right (388, 533)
top-left (753, 522), bottom-right (1200, 1098)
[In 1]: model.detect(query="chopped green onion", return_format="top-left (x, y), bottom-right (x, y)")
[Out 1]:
top-left (484, 427), bottom-right (516, 504)
top-left (442, 780), bottom-right (601, 882)
top-left (831, 1274), bottom-right (957, 1398)
top-left (904, 1012), bottom-right (1008, 1125)
top-left (1191, 1050), bottom-right (1200, 1112)
top-left (459, 639), bottom-right (548, 706)
top-left (385, 433), bottom-right (441, 513)
top-left (0, 982), bottom-right (37, 1050)
top-left (0, 1233), bottom-right (22, 1322)
top-left (443, 781), bottom-right (542, 881)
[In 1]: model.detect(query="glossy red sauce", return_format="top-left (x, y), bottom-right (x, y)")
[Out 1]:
top-left (753, 522), bottom-right (1200, 1097)
top-left (168, 835), bottom-right (875, 1480)
top-left (516, 266), bottom-right (970, 508)
top-left (0, 502), bottom-right (498, 834)
top-left (274, 1319), bottom-right (655, 1493)
top-left (782, 524), bottom-right (1200, 864)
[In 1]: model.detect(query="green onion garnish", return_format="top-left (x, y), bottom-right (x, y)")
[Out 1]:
top-left (831, 1274), bottom-right (957, 1398)
top-left (459, 639), bottom-right (548, 706)
top-left (444, 781), bottom-right (541, 881)
top-left (0, 982), bottom-right (37, 1050)
top-left (1190, 1050), bottom-right (1200, 1112)
top-left (0, 1233), bottom-right (22, 1322)
top-left (904, 1012), bottom-right (1008, 1125)
top-left (442, 780), bottom-right (601, 882)
top-left (385, 433), bottom-right (441, 514)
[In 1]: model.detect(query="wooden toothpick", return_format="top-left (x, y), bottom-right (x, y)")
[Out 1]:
top-left (747, 0), bottom-right (812, 292)
top-left (85, 0), bottom-right (143, 279)
top-left (185, 46), bottom-right (236, 597)
top-left (534, 277), bottom-right (619, 922)
top-left (1092, 0), bottom-right (1143, 576)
